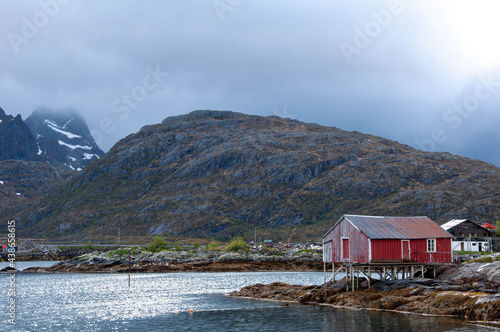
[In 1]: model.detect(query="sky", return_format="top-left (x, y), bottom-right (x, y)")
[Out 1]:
top-left (1, 0), bottom-right (500, 166)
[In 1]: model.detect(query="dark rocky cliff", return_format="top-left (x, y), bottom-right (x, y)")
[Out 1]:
top-left (0, 107), bottom-right (38, 161)
top-left (5, 110), bottom-right (500, 241)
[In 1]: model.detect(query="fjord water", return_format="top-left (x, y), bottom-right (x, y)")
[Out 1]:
top-left (0, 271), bottom-right (490, 331)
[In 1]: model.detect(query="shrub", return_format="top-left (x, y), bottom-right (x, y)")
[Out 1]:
top-left (192, 241), bottom-right (201, 251)
top-left (174, 242), bottom-right (182, 251)
top-left (207, 241), bottom-right (219, 250)
top-left (130, 246), bottom-right (141, 255)
top-left (107, 249), bottom-right (129, 257)
top-left (146, 237), bottom-right (169, 253)
top-left (225, 237), bottom-right (248, 253)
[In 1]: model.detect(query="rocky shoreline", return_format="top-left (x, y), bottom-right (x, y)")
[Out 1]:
top-left (230, 258), bottom-right (500, 323)
top-left (1, 247), bottom-right (324, 273)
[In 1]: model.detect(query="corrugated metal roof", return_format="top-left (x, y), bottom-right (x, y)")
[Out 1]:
top-left (341, 215), bottom-right (453, 239)
top-left (440, 219), bottom-right (467, 231)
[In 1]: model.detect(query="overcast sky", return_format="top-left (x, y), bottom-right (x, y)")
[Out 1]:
top-left (1, 0), bottom-right (500, 166)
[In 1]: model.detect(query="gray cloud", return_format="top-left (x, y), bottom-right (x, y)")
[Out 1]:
top-left (0, 0), bottom-right (499, 166)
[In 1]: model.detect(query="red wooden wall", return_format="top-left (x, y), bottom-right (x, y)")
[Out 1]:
top-left (371, 239), bottom-right (402, 262)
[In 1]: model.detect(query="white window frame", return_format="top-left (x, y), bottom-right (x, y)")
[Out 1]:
top-left (427, 238), bottom-right (436, 253)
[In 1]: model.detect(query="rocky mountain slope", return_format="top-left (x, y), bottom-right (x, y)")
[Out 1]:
top-left (0, 160), bottom-right (71, 212)
top-left (0, 107), bottom-right (38, 161)
top-left (5, 110), bottom-right (500, 241)
top-left (25, 108), bottom-right (104, 170)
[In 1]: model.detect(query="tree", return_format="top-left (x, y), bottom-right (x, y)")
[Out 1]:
top-left (146, 237), bottom-right (169, 253)
top-left (225, 237), bottom-right (248, 253)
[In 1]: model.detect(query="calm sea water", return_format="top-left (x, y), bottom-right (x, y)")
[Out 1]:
top-left (0, 269), bottom-right (495, 331)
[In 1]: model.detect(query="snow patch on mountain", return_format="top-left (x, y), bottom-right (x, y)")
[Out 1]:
top-left (58, 140), bottom-right (92, 150)
top-left (45, 120), bottom-right (82, 139)
top-left (83, 153), bottom-right (99, 160)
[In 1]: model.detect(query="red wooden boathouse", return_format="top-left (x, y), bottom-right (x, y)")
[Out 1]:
top-left (322, 215), bottom-right (453, 264)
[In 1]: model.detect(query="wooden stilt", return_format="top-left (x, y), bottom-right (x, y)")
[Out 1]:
top-left (351, 266), bottom-right (354, 292)
top-left (356, 267), bottom-right (359, 290)
top-left (368, 266), bottom-right (371, 289)
top-left (346, 265), bottom-right (349, 292)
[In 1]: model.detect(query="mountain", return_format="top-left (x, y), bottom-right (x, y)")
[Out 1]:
top-left (25, 108), bottom-right (104, 171)
top-left (0, 106), bottom-right (103, 211)
top-left (0, 159), bottom-right (71, 212)
top-left (0, 106), bottom-right (38, 161)
top-left (5, 110), bottom-right (500, 242)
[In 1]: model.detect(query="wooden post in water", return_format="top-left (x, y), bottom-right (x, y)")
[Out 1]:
top-left (128, 250), bottom-right (131, 287)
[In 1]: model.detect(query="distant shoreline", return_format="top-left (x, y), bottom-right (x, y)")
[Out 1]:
top-left (9, 260), bottom-right (323, 273)
top-left (1, 247), bottom-right (324, 273)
